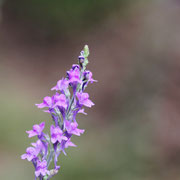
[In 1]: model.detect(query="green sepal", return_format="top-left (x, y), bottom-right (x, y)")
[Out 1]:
top-left (43, 175), bottom-right (48, 180)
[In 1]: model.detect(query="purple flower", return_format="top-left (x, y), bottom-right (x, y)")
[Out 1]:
top-left (78, 55), bottom-right (85, 60)
top-left (26, 122), bottom-right (45, 138)
top-left (21, 147), bottom-right (39, 161)
top-left (51, 78), bottom-right (69, 92)
top-left (78, 51), bottom-right (85, 67)
top-left (79, 51), bottom-right (84, 58)
top-left (35, 160), bottom-right (49, 177)
top-left (31, 140), bottom-right (46, 154)
top-left (78, 51), bottom-right (84, 59)
top-left (64, 139), bottom-right (76, 148)
top-left (78, 108), bottom-right (87, 115)
top-left (76, 92), bottom-right (94, 107)
top-left (64, 120), bottom-right (85, 136)
top-left (67, 68), bottom-right (82, 84)
top-left (84, 70), bottom-right (97, 83)
top-left (53, 94), bottom-right (67, 109)
top-left (60, 139), bottom-right (76, 155)
top-left (50, 125), bottom-right (68, 144)
top-left (44, 110), bottom-right (51, 113)
top-left (36, 96), bottom-right (53, 109)
top-left (72, 64), bottom-right (80, 70)
top-left (36, 94), bottom-right (68, 110)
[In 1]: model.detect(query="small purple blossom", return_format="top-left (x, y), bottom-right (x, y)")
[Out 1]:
top-left (35, 160), bottom-right (49, 177)
top-left (21, 147), bottom-right (39, 161)
top-left (60, 139), bottom-right (76, 155)
top-left (78, 51), bottom-right (85, 68)
top-left (51, 78), bottom-right (69, 92)
top-left (78, 51), bottom-right (85, 60)
top-left (36, 96), bottom-right (53, 109)
top-left (67, 67), bottom-right (82, 84)
top-left (26, 122), bottom-right (45, 138)
top-left (79, 55), bottom-right (84, 61)
top-left (76, 92), bottom-right (94, 107)
top-left (64, 120), bottom-right (85, 136)
top-left (72, 64), bottom-right (80, 70)
top-left (36, 93), bottom-right (68, 110)
top-left (84, 70), bottom-right (97, 83)
top-left (53, 93), bottom-right (67, 109)
top-left (64, 139), bottom-right (76, 148)
top-left (78, 108), bottom-right (87, 115)
top-left (50, 125), bottom-right (68, 144)
top-left (31, 140), bottom-right (46, 154)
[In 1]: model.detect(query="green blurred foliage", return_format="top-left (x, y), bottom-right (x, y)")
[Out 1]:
top-left (5, 0), bottom-right (129, 38)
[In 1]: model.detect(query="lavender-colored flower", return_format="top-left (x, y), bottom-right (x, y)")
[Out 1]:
top-left (50, 125), bottom-right (68, 144)
top-left (35, 160), bottom-right (49, 177)
top-left (64, 120), bottom-right (85, 136)
top-left (72, 64), bottom-right (80, 70)
top-left (84, 70), bottom-right (97, 83)
top-left (64, 139), bottom-right (76, 148)
top-left (26, 122), bottom-right (45, 138)
top-left (67, 68), bottom-right (82, 84)
top-left (78, 51), bottom-right (85, 60)
top-left (79, 55), bottom-right (84, 62)
top-left (51, 78), bottom-right (69, 92)
top-left (53, 94), bottom-right (67, 109)
top-left (78, 108), bottom-right (87, 115)
top-left (60, 139), bottom-right (76, 155)
top-left (21, 147), bottom-right (39, 161)
top-left (36, 96), bottom-right (53, 109)
top-left (31, 139), bottom-right (46, 154)
top-left (76, 92), bottom-right (94, 107)
top-left (78, 50), bottom-right (85, 66)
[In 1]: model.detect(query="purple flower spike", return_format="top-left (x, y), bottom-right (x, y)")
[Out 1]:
top-left (53, 94), bottom-right (67, 109)
top-left (21, 45), bottom-right (96, 179)
top-left (21, 147), bottom-right (39, 161)
top-left (35, 160), bottom-right (49, 177)
top-left (64, 120), bottom-right (85, 136)
top-left (26, 122), bottom-right (45, 138)
top-left (51, 78), bottom-right (69, 92)
top-left (36, 96), bottom-right (53, 109)
top-left (76, 92), bottom-right (94, 107)
top-left (50, 125), bottom-right (68, 144)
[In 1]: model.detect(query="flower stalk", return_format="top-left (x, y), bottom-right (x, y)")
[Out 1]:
top-left (21, 45), bottom-right (97, 180)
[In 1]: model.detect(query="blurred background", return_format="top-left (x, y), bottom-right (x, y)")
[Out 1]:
top-left (1, 0), bottom-right (180, 179)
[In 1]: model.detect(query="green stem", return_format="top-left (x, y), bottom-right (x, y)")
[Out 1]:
top-left (47, 150), bottom-right (54, 168)
top-left (66, 95), bottom-right (74, 117)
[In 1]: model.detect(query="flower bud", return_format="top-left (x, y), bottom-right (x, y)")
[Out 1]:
top-left (84, 45), bottom-right (89, 58)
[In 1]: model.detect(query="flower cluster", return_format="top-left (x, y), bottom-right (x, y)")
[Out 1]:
top-left (21, 45), bottom-right (96, 180)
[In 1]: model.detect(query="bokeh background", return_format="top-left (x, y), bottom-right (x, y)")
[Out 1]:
top-left (1, 0), bottom-right (180, 179)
